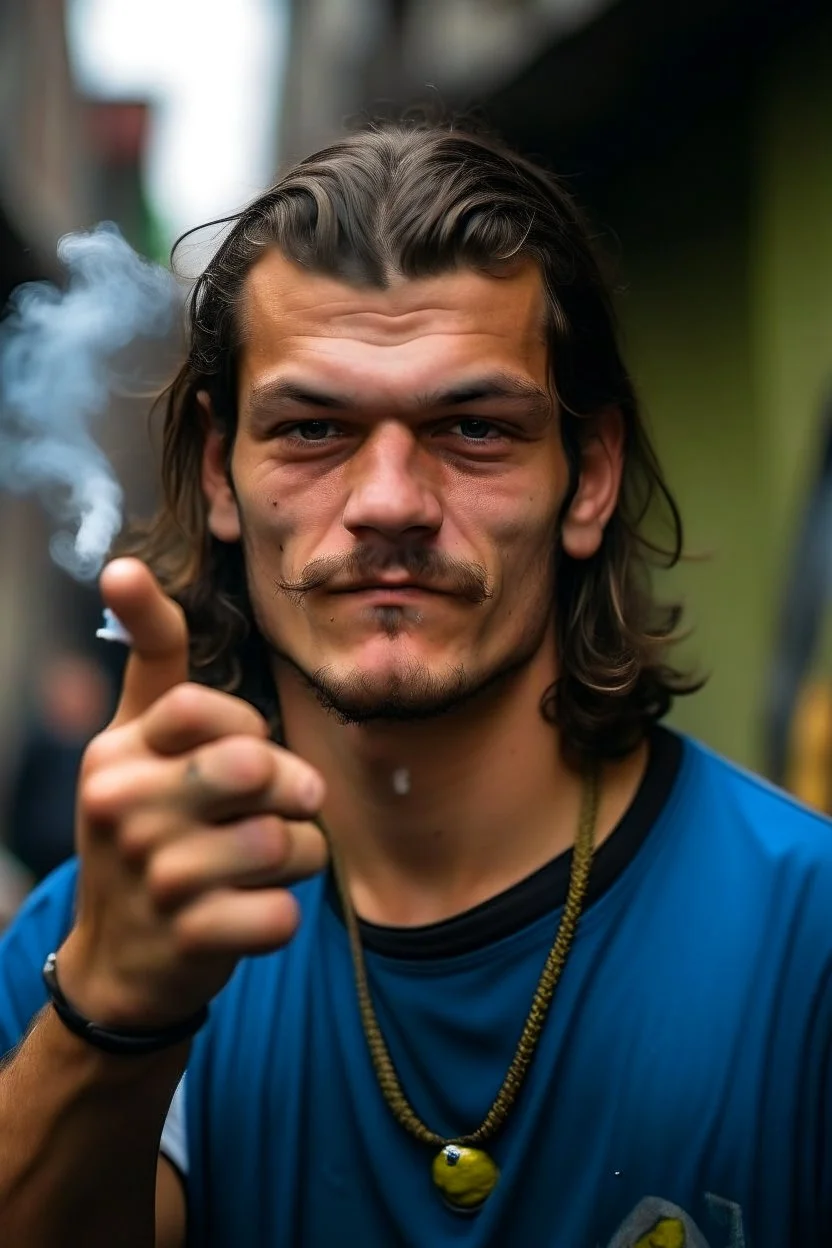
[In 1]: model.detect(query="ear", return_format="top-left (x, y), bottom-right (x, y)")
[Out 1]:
top-left (560, 406), bottom-right (625, 561)
top-left (198, 390), bottom-right (241, 543)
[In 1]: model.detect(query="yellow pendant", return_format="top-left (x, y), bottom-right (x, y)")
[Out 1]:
top-left (431, 1145), bottom-right (500, 1212)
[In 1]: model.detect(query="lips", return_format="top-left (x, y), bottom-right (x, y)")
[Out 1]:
top-left (334, 581), bottom-right (441, 594)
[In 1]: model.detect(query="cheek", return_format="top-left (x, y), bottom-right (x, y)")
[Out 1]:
top-left (239, 491), bottom-right (290, 553)
top-left (231, 488), bottom-right (297, 613)
top-left (233, 471), bottom-right (343, 615)
top-left (243, 453), bottom-right (346, 531)
top-left (470, 485), bottom-right (562, 583)
top-left (234, 459), bottom-right (312, 550)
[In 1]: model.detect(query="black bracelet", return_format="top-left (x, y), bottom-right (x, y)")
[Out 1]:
top-left (42, 953), bottom-right (208, 1056)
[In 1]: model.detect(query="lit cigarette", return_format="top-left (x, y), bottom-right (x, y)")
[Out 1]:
top-left (95, 607), bottom-right (133, 646)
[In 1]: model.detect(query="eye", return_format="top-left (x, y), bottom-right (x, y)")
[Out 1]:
top-left (285, 420), bottom-right (341, 442)
top-left (451, 419), bottom-right (502, 441)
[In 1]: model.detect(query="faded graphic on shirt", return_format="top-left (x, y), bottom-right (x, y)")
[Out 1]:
top-left (607, 1194), bottom-right (746, 1247)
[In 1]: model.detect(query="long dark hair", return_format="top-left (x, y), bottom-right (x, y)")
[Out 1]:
top-left (123, 119), bottom-right (699, 758)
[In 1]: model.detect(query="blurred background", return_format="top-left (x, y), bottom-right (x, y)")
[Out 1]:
top-left (0, 0), bottom-right (830, 920)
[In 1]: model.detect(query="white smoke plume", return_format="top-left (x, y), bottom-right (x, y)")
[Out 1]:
top-left (0, 223), bottom-right (181, 581)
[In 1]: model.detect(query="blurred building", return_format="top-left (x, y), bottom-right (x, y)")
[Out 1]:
top-left (84, 99), bottom-right (165, 263)
top-left (0, 0), bottom-right (94, 806)
top-left (0, 0), bottom-right (92, 302)
top-left (479, 0), bottom-right (832, 784)
top-left (278, 0), bottom-right (832, 784)
top-left (278, 0), bottom-right (616, 164)
top-left (0, 0), bottom-right (168, 839)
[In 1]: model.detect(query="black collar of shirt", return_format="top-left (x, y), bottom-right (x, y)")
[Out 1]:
top-left (326, 727), bottom-right (683, 960)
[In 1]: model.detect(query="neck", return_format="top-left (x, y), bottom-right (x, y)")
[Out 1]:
top-left (274, 646), bottom-right (648, 926)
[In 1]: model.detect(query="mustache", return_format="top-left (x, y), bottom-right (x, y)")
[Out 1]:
top-left (274, 546), bottom-right (493, 606)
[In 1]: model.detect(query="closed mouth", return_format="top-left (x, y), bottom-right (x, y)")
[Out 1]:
top-left (335, 582), bottom-right (440, 594)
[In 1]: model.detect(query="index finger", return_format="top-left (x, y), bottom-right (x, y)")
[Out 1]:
top-left (101, 558), bottom-right (190, 728)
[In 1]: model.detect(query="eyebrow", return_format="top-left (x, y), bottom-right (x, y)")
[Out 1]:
top-left (245, 372), bottom-right (553, 421)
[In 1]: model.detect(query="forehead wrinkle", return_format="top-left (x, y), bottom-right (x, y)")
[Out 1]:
top-left (241, 269), bottom-right (456, 336)
top-left (236, 259), bottom-right (552, 408)
top-left (237, 255), bottom-right (548, 339)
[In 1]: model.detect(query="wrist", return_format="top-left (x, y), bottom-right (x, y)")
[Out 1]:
top-left (36, 1002), bottom-right (192, 1089)
top-left (43, 953), bottom-right (208, 1057)
top-left (55, 929), bottom-right (206, 1032)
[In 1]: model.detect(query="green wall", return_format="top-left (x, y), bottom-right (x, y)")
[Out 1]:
top-left (598, 13), bottom-right (832, 771)
top-left (753, 13), bottom-right (832, 598)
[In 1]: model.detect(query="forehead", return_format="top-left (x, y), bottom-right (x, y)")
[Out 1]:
top-left (236, 251), bottom-right (549, 398)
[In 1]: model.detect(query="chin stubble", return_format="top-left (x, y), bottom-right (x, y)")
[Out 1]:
top-left (278, 609), bottom-right (550, 726)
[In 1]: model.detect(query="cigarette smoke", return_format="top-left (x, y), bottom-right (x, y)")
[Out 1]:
top-left (0, 223), bottom-right (181, 581)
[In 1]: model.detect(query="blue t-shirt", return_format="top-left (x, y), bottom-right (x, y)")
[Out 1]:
top-left (1, 730), bottom-right (830, 1246)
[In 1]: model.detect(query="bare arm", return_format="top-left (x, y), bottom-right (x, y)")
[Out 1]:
top-left (156, 1159), bottom-right (186, 1248)
top-left (0, 1007), bottom-right (187, 1248)
top-left (0, 560), bottom-right (326, 1246)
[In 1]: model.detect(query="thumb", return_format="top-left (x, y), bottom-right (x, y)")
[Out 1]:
top-left (101, 558), bottom-right (190, 728)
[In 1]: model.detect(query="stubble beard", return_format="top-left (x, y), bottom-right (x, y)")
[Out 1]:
top-left (245, 527), bottom-right (560, 726)
top-left (272, 601), bottom-right (554, 726)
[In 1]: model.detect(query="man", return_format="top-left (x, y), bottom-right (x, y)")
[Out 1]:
top-left (0, 121), bottom-right (829, 1247)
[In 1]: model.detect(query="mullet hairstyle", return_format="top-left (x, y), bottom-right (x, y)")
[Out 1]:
top-left (123, 119), bottom-right (699, 759)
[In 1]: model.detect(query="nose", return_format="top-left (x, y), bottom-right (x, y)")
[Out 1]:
top-left (341, 421), bottom-right (443, 541)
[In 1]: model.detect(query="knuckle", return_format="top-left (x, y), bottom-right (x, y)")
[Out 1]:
top-left (169, 597), bottom-right (187, 634)
top-left (239, 816), bottom-right (290, 868)
top-left (171, 908), bottom-right (208, 956)
top-left (146, 854), bottom-right (186, 906)
top-left (80, 770), bottom-right (123, 822)
top-left (158, 681), bottom-right (212, 729)
top-left (274, 748), bottom-right (326, 808)
top-left (266, 890), bottom-right (300, 938)
top-left (170, 918), bottom-right (196, 956)
top-left (80, 728), bottom-right (125, 780)
top-left (156, 683), bottom-right (268, 740)
top-left (117, 809), bottom-right (167, 863)
top-left (214, 736), bottom-right (273, 791)
top-left (227, 698), bottom-right (270, 737)
top-left (80, 733), bottom-right (109, 777)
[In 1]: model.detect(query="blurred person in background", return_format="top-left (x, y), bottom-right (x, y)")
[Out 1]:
top-left (5, 653), bottom-right (113, 883)
top-left (0, 121), bottom-right (830, 1248)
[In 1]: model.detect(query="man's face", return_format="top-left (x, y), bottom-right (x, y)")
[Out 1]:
top-left (203, 252), bottom-right (577, 723)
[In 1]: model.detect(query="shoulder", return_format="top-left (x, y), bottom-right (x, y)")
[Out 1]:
top-left (671, 736), bottom-right (832, 950)
top-left (678, 734), bottom-right (832, 859)
top-left (0, 857), bottom-right (79, 956)
top-left (0, 857), bottom-right (79, 1054)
